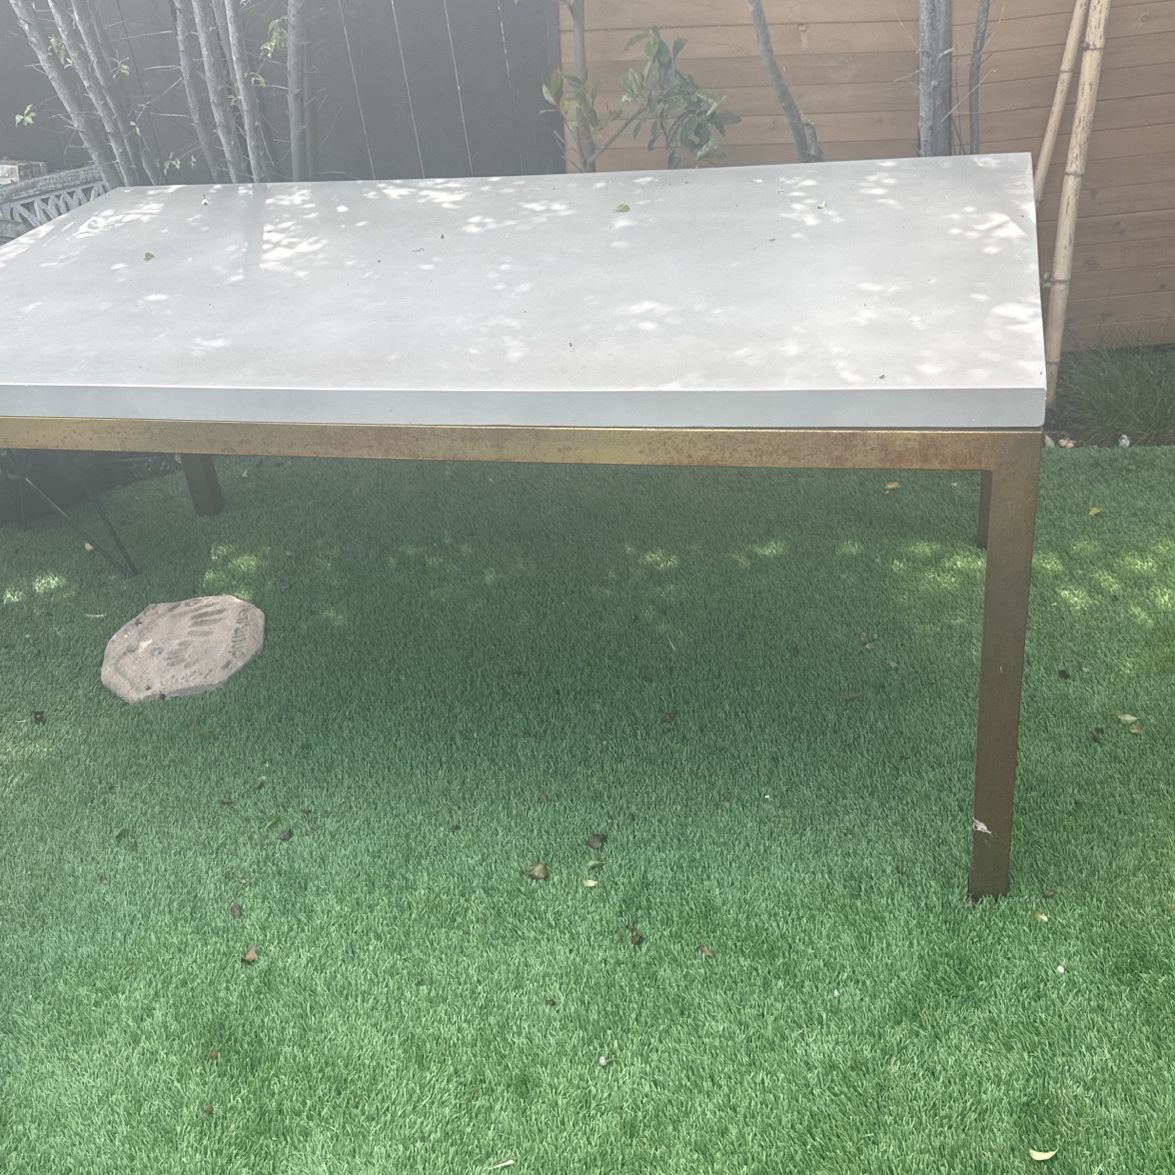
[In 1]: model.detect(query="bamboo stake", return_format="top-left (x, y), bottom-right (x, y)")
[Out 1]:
top-left (7, 0), bottom-right (122, 189)
top-left (172, 0), bottom-right (224, 179)
top-left (287, 0), bottom-right (308, 180)
top-left (190, 0), bottom-right (247, 181)
top-left (220, 0), bottom-right (270, 180)
top-left (1035, 0), bottom-right (1091, 202)
top-left (44, 0), bottom-right (139, 183)
top-left (1044, 0), bottom-right (1112, 408)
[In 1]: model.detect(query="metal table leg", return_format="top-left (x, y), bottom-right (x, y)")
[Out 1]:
top-left (181, 454), bottom-right (224, 515)
top-left (968, 433), bottom-right (1041, 900)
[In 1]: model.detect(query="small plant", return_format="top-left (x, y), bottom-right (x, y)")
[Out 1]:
top-left (1052, 341), bottom-right (1175, 446)
top-left (544, 24), bottom-right (738, 171)
top-left (621, 29), bottom-right (740, 168)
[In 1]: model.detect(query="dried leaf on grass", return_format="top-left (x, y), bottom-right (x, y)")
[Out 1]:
top-left (490, 1161), bottom-right (516, 1170)
top-left (97, 874), bottom-right (109, 886)
top-left (585, 833), bottom-right (607, 851)
top-left (582, 879), bottom-right (600, 888)
top-left (626, 924), bottom-right (645, 948)
top-left (219, 796), bottom-right (234, 806)
top-left (1033, 912), bottom-right (1049, 923)
top-left (208, 1050), bottom-right (219, 1061)
top-left (241, 945), bottom-right (258, 964)
top-left (527, 862), bottom-right (550, 881)
top-left (1088, 506), bottom-right (1102, 516)
top-left (839, 691), bottom-right (861, 701)
top-left (698, 944), bottom-right (715, 958)
top-left (884, 482), bottom-right (900, 492)
top-left (202, 1103), bottom-right (214, 1116)
top-left (230, 903), bottom-right (242, 919)
top-left (1028, 1149), bottom-right (1057, 1161)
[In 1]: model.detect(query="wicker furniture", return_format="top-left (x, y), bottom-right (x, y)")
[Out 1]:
top-left (0, 163), bottom-right (108, 242)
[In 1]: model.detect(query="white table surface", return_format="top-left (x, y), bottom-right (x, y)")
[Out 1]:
top-left (0, 154), bottom-right (1046, 431)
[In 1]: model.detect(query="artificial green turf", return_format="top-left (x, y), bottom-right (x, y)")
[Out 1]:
top-left (1, 449), bottom-right (1173, 1174)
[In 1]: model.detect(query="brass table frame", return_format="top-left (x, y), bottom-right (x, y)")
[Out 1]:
top-left (2, 417), bottom-right (1041, 901)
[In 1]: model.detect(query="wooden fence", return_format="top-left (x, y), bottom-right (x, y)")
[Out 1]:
top-left (569, 0), bottom-right (1175, 349)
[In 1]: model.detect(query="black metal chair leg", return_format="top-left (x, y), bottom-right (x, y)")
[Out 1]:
top-left (18, 475), bottom-right (139, 576)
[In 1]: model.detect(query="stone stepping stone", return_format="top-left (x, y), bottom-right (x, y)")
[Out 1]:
top-left (101, 595), bottom-right (264, 704)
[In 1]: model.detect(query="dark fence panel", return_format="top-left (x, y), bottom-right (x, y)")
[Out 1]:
top-left (0, 0), bottom-right (563, 182)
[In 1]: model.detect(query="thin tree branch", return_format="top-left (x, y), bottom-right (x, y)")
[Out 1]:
top-left (583, 106), bottom-right (643, 167)
top-left (566, 0), bottom-right (596, 171)
top-left (918, 0), bottom-right (954, 156)
top-left (7, 0), bottom-right (122, 189)
top-left (45, 0), bottom-right (139, 183)
top-left (69, 0), bottom-right (159, 182)
top-left (287, 0), bottom-right (308, 180)
top-left (968, 0), bottom-right (991, 152)
top-left (190, 0), bottom-right (247, 180)
top-left (746, 0), bottom-right (822, 162)
top-left (170, 0), bottom-right (223, 179)
top-left (219, 0), bottom-right (269, 179)
top-left (90, 6), bottom-right (164, 184)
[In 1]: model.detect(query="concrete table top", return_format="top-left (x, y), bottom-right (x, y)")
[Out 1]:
top-left (0, 154), bottom-right (1045, 431)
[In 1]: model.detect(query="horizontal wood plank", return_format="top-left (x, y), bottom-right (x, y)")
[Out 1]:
top-left (563, 2), bottom-right (1175, 59)
top-left (572, 0), bottom-right (1175, 349)
top-left (1066, 319), bottom-right (1175, 348)
top-left (569, 0), bottom-right (1085, 31)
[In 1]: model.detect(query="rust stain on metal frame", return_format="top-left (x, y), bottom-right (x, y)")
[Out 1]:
top-left (0, 419), bottom-right (1039, 473)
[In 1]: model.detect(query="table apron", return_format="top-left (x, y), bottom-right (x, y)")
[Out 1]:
top-left (0, 419), bottom-right (1042, 473)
